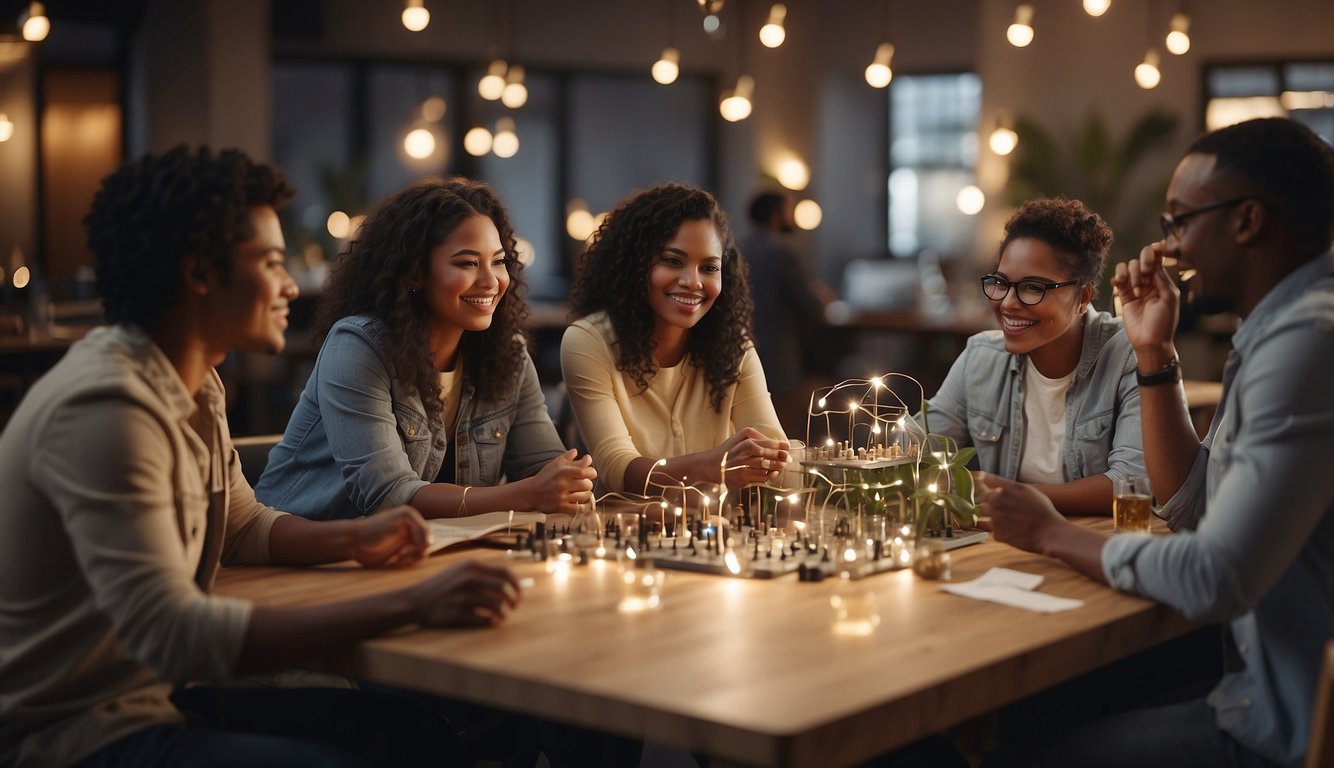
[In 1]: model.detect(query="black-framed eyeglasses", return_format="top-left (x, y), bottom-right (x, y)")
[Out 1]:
top-left (980, 274), bottom-right (1078, 306)
top-left (1159, 197), bottom-right (1250, 241)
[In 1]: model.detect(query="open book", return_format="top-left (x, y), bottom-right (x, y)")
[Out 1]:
top-left (427, 510), bottom-right (572, 554)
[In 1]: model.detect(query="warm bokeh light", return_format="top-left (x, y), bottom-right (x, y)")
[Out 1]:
top-left (401, 0), bottom-right (429, 32)
top-left (501, 65), bottom-right (527, 108)
top-left (989, 124), bottom-right (1018, 156)
top-left (759, 4), bottom-right (787, 48)
top-left (514, 236), bottom-right (535, 267)
top-left (12, 265), bottom-right (30, 289)
top-left (652, 47), bottom-right (680, 85)
top-left (327, 211), bottom-right (351, 239)
top-left (566, 199), bottom-right (595, 241)
top-left (1082, 0), bottom-right (1110, 17)
top-left (420, 95), bottom-right (446, 122)
top-left (492, 117), bottom-right (519, 158)
top-left (719, 75), bottom-right (754, 122)
top-left (956, 185), bottom-right (985, 215)
top-left (347, 215), bottom-right (366, 239)
top-left (463, 125), bottom-right (493, 156)
top-left (0, 113), bottom-right (13, 142)
top-left (776, 157), bottom-right (810, 191)
top-left (1165, 13), bottom-right (1190, 55)
top-left (702, 13), bottom-right (721, 35)
top-left (403, 127), bottom-right (436, 159)
top-left (1006, 4), bottom-right (1034, 47)
top-left (864, 42), bottom-right (894, 88)
top-left (21, 2), bottom-right (49, 42)
top-left (478, 60), bottom-right (507, 101)
top-left (1135, 49), bottom-right (1161, 89)
top-left (794, 199), bottom-right (822, 230)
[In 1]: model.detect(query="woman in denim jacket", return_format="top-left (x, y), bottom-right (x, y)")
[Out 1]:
top-left (922, 198), bottom-right (1143, 515)
top-left (256, 178), bottom-right (596, 521)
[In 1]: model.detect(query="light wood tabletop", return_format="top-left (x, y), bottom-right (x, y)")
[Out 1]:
top-left (215, 518), bottom-right (1194, 768)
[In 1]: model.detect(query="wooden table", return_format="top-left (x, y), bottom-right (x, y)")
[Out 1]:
top-left (215, 519), bottom-right (1193, 768)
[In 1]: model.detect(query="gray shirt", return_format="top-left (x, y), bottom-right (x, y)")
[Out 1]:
top-left (1103, 252), bottom-right (1334, 768)
top-left (0, 325), bottom-right (283, 767)
top-left (256, 315), bottom-right (566, 519)
top-left (920, 309), bottom-right (1145, 485)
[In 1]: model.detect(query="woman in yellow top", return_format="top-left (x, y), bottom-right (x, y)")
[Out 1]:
top-left (561, 183), bottom-right (790, 494)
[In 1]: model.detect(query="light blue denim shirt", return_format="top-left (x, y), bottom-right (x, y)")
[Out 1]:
top-left (255, 315), bottom-right (566, 520)
top-left (919, 309), bottom-right (1144, 485)
top-left (1103, 252), bottom-right (1334, 768)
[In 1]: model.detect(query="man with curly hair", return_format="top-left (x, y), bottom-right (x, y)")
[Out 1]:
top-left (0, 146), bottom-right (521, 767)
top-left (921, 196), bottom-right (1145, 515)
top-left (979, 118), bottom-right (1334, 767)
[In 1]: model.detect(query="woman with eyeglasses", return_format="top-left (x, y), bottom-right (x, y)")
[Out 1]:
top-left (920, 197), bottom-right (1143, 514)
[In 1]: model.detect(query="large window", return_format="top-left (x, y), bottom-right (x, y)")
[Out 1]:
top-left (886, 73), bottom-right (981, 259)
top-left (1204, 60), bottom-right (1334, 143)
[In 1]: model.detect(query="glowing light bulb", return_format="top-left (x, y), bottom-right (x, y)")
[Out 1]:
top-left (1006, 4), bottom-right (1035, 47)
top-left (758, 4), bottom-right (786, 48)
top-left (864, 42), bottom-right (894, 88)
top-left (0, 113), bottom-right (13, 142)
top-left (401, 0), bottom-right (429, 31)
top-left (501, 65), bottom-right (527, 108)
top-left (652, 47), bottom-right (680, 85)
top-left (794, 199), bottom-right (822, 230)
top-left (463, 125), bottom-right (493, 156)
top-left (776, 157), bottom-right (809, 191)
top-left (956, 185), bottom-right (985, 215)
top-left (566, 200), bottom-right (595, 241)
top-left (326, 211), bottom-right (350, 239)
top-left (478, 60), bottom-right (507, 101)
top-left (1082, 0), bottom-right (1110, 16)
top-left (1135, 49), bottom-right (1161, 89)
top-left (718, 76), bottom-right (754, 122)
top-left (1165, 12), bottom-right (1190, 55)
top-left (492, 117), bottom-right (519, 158)
top-left (20, 2), bottom-right (49, 42)
top-left (419, 95), bottom-right (446, 122)
top-left (989, 124), bottom-right (1018, 156)
top-left (12, 265), bottom-right (31, 289)
top-left (403, 127), bottom-right (436, 159)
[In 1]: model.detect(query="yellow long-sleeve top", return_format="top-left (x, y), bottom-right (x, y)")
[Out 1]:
top-left (560, 312), bottom-right (785, 492)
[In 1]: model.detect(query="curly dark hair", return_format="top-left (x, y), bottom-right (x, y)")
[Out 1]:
top-left (569, 183), bottom-right (754, 412)
top-left (998, 197), bottom-right (1114, 298)
top-left (1189, 117), bottom-right (1334, 258)
top-left (314, 177), bottom-right (528, 418)
top-left (84, 145), bottom-right (294, 328)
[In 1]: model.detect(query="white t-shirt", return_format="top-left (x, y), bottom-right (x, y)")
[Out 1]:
top-left (1017, 358), bottom-right (1073, 484)
top-left (438, 358), bottom-right (464, 435)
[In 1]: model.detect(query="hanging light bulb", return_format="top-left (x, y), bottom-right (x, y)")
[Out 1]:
top-left (776, 157), bottom-right (810, 191)
top-left (759, 4), bottom-right (787, 48)
top-left (1082, 0), bottom-right (1110, 16)
top-left (1134, 48), bottom-right (1161, 89)
top-left (1165, 12), bottom-right (1191, 55)
top-left (492, 116), bottom-right (519, 158)
top-left (478, 60), bottom-right (507, 101)
top-left (719, 75), bottom-right (754, 122)
top-left (652, 47), bottom-right (680, 85)
top-left (501, 64), bottom-right (528, 108)
top-left (864, 42), bottom-right (894, 88)
top-left (20, 2), bottom-right (49, 42)
top-left (697, 0), bottom-right (725, 12)
top-left (401, 0), bottom-right (429, 31)
top-left (1006, 4), bottom-right (1035, 47)
top-left (327, 211), bottom-right (351, 239)
top-left (464, 124), bottom-right (493, 157)
top-left (566, 199), bottom-right (596, 241)
top-left (956, 185), bottom-right (985, 215)
top-left (0, 113), bottom-right (13, 143)
top-left (794, 199), bottom-right (822, 230)
top-left (403, 126), bottom-right (436, 160)
top-left (419, 95), bottom-right (446, 122)
top-left (702, 13), bottom-right (723, 36)
top-left (988, 118), bottom-right (1018, 156)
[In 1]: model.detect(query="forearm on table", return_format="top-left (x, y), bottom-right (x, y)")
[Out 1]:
top-left (1032, 475), bottom-right (1114, 516)
top-left (1040, 521), bottom-right (1110, 585)
top-left (267, 514), bottom-right (359, 565)
top-left (410, 482), bottom-right (535, 517)
top-left (236, 589), bottom-right (418, 673)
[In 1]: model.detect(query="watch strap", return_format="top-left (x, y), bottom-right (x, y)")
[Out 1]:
top-left (1136, 358), bottom-right (1181, 387)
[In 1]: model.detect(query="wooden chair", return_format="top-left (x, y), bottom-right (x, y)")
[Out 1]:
top-left (232, 434), bottom-right (283, 487)
top-left (1309, 639), bottom-right (1334, 768)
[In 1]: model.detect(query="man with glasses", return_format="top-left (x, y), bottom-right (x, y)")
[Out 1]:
top-left (979, 118), bottom-right (1334, 767)
top-left (920, 196), bottom-right (1144, 516)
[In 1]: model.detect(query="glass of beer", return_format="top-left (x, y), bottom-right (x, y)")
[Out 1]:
top-left (1113, 475), bottom-right (1153, 534)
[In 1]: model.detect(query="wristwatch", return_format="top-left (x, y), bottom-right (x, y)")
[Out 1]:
top-left (1136, 358), bottom-right (1182, 387)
